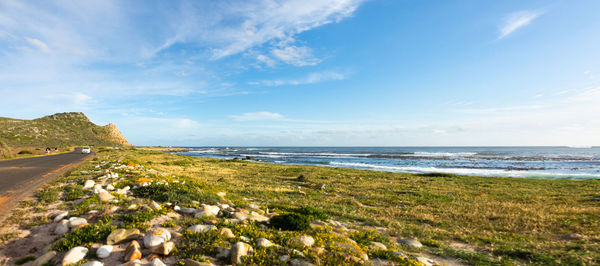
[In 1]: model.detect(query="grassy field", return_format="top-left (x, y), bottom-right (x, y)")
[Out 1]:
top-left (94, 147), bottom-right (600, 265)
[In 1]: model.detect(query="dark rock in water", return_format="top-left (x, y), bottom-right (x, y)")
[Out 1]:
top-left (243, 156), bottom-right (255, 160)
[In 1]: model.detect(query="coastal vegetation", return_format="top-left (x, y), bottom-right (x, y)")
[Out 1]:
top-left (0, 147), bottom-right (598, 265)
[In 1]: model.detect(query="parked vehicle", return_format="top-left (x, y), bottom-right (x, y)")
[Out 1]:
top-left (81, 147), bottom-right (91, 154)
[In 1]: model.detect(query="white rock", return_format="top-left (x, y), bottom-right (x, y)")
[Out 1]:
top-left (106, 184), bottom-right (115, 191)
top-left (179, 207), bottom-right (196, 214)
top-left (230, 242), bottom-right (253, 265)
top-left (217, 192), bottom-right (226, 197)
top-left (187, 224), bottom-right (216, 233)
top-left (194, 205), bottom-right (220, 217)
top-left (289, 236), bottom-right (315, 249)
top-left (81, 261), bottom-right (103, 266)
top-left (398, 238), bottom-right (422, 248)
top-left (240, 236), bottom-right (250, 242)
top-left (256, 238), bottom-right (274, 248)
top-left (53, 211), bottom-right (69, 223)
top-left (32, 251), bottom-right (56, 266)
top-left (369, 242), bottom-right (387, 251)
top-left (173, 205), bottom-right (181, 211)
top-left (149, 258), bottom-right (166, 266)
top-left (127, 204), bottom-right (138, 210)
top-left (93, 184), bottom-right (104, 194)
top-left (62, 246), bottom-right (88, 265)
top-left (83, 180), bottom-right (95, 189)
top-left (144, 228), bottom-right (171, 248)
top-left (249, 213), bottom-right (269, 222)
top-left (67, 217), bottom-right (88, 228)
top-left (98, 191), bottom-right (114, 202)
top-left (97, 245), bottom-right (113, 259)
top-left (417, 257), bottom-right (435, 266)
top-left (149, 201), bottom-right (162, 210)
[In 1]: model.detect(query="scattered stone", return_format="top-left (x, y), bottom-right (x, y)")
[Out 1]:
top-left (248, 213), bottom-right (269, 222)
top-left (187, 224), bottom-right (216, 233)
top-left (55, 219), bottom-right (69, 235)
top-left (118, 260), bottom-right (141, 266)
top-left (150, 258), bottom-right (167, 266)
top-left (67, 217), bottom-right (88, 228)
top-left (32, 251), bottom-right (56, 266)
top-left (107, 228), bottom-right (141, 245)
top-left (327, 242), bottom-right (368, 261)
top-left (289, 258), bottom-right (315, 266)
top-left (417, 256), bottom-right (436, 266)
top-left (219, 227), bottom-right (235, 238)
top-left (230, 242), bottom-right (253, 265)
top-left (370, 258), bottom-right (392, 266)
top-left (217, 192), bottom-right (226, 197)
top-left (232, 212), bottom-right (248, 220)
top-left (179, 207), bottom-right (197, 214)
top-left (98, 191), bottom-right (115, 202)
top-left (391, 251), bottom-right (407, 259)
top-left (127, 204), bottom-right (138, 210)
top-left (398, 238), bottom-right (422, 248)
top-left (124, 240), bottom-right (142, 262)
top-left (53, 211), bottom-right (69, 223)
top-left (279, 255), bottom-right (290, 262)
top-left (248, 203), bottom-right (259, 209)
top-left (149, 241), bottom-right (175, 255)
top-left (216, 247), bottom-right (231, 260)
top-left (144, 228), bottom-right (171, 248)
top-left (150, 201), bottom-right (162, 210)
top-left (83, 180), bottom-right (95, 189)
top-left (256, 238), bottom-right (274, 248)
top-left (107, 184), bottom-right (115, 191)
top-left (195, 205), bottom-right (220, 217)
top-left (93, 184), bottom-right (104, 194)
top-left (62, 246), bottom-right (88, 265)
top-left (97, 245), bottom-right (113, 259)
top-left (369, 242), bottom-right (387, 250)
top-left (82, 261), bottom-right (103, 266)
top-left (289, 235), bottom-right (315, 249)
top-left (240, 236), bottom-right (250, 242)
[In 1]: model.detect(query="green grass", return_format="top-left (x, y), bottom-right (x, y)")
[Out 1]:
top-left (53, 218), bottom-right (115, 252)
top-left (131, 183), bottom-right (220, 205)
top-left (83, 149), bottom-right (600, 264)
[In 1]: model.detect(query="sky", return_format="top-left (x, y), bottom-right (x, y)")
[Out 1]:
top-left (1, 0), bottom-right (599, 146)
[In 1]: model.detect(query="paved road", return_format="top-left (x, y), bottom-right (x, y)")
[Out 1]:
top-left (0, 148), bottom-right (93, 221)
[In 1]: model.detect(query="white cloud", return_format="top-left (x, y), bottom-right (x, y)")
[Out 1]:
top-left (231, 112), bottom-right (284, 121)
top-left (498, 10), bottom-right (544, 39)
top-left (271, 45), bottom-right (321, 66)
top-left (251, 71), bottom-right (346, 86)
top-left (25, 37), bottom-right (51, 53)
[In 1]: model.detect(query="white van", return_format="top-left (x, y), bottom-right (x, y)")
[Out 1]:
top-left (81, 147), bottom-right (91, 154)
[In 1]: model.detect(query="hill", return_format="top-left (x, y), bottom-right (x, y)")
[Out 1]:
top-left (0, 112), bottom-right (131, 150)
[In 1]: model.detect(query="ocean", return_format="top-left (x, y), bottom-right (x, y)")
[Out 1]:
top-left (173, 146), bottom-right (600, 180)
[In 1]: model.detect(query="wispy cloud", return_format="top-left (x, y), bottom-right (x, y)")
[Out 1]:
top-left (250, 71), bottom-right (346, 86)
top-left (498, 10), bottom-right (544, 39)
top-left (231, 112), bottom-right (284, 121)
top-left (271, 45), bottom-right (322, 66)
top-left (25, 37), bottom-right (51, 53)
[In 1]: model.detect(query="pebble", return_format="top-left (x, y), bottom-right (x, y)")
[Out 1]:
top-left (53, 211), bottom-right (69, 223)
top-left (195, 204), bottom-right (220, 217)
top-left (150, 201), bottom-right (162, 210)
top-left (144, 228), bottom-right (171, 248)
top-left (67, 217), bottom-right (88, 228)
top-left (398, 238), bottom-right (423, 248)
top-left (289, 235), bottom-right (315, 249)
top-left (124, 240), bottom-right (142, 261)
top-left (54, 220), bottom-right (69, 235)
top-left (149, 258), bottom-right (167, 266)
top-left (62, 246), bottom-right (88, 265)
top-left (31, 251), bottom-right (56, 266)
top-left (219, 227), bottom-right (235, 238)
top-left (107, 228), bottom-right (141, 245)
top-left (256, 238), bottom-right (274, 248)
top-left (149, 241), bottom-right (175, 255)
top-left (230, 242), bottom-right (253, 265)
top-left (187, 224), bottom-right (216, 233)
top-left (97, 245), bottom-right (113, 258)
top-left (82, 261), bottom-right (103, 266)
top-left (369, 241), bottom-right (387, 250)
top-left (98, 191), bottom-right (115, 202)
top-left (83, 180), bottom-right (95, 189)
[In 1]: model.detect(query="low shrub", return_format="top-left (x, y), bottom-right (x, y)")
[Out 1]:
top-left (177, 230), bottom-right (229, 260)
top-left (15, 256), bottom-right (35, 265)
top-left (131, 183), bottom-right (220, 205)
top-left (162, 159), bottom-right (194, 166)
top-left (268, 205), bottom-right (329, 221)
top-left (18, 150), bottom-right (33, 155)
top-left (63, 184), bottom-right (86, 201)
top-left (53, 218), bottom-right (115, 252)
top-left (120, 209), bottom-right (166, 226)
top-left (269, 213), bottom-right (311, 231)
top-left (350, 229), bottom-right (390, 246)
top-left (36, 187), bottom-right (61, 204)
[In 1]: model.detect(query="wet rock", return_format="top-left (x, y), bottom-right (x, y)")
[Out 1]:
top-left (289, 235), bottom-right (315, 249)
top-left (62, 246), bottom-right (88, 265)
top-left (195, 205), bottom-right (220, 217)
top-left (149, 241), bottom-right (174, 255)
top-left (97, 245), bottom-right (113, 258)
top-left (124, 240), bottom-right (142, 261)
top-left (107, 228), bottom-right (141, 245)
top-left (32, 251), bottom-right (56, 266)
top-left (144, 228), bottom-right (171, 248)
top-left (83, 180), bottom-right (95, 189)
top-left (219, 227), bottom-right (235, 238)
top-left (55, 219), bottom-right (69, 235)
top-left (369, 242), bottom-right (387, 250)
top-left (398, 238), bottom-right (422, 248)
top-left (67, 217), bottom-right (88, 228)
top-left (231, 242), bottom-right (253, 265)
top-left (187, 224), bottom-right (216, 233)
top-left (149, 258), bottom-right (167, 266)
top-left (98, 191), bottom-right (115, 202)
top-left (53, 211), bottom-right (69, 223)
top-left (256, 238), bottom-right (274, 248)
top-left (82, 261), bottom-right (103, 266)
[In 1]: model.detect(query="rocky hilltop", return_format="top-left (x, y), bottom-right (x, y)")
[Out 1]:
top-left (0, 112), bottom-right (131, 149)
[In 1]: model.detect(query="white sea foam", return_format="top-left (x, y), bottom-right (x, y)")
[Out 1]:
top-left (409, 152), bottom-right (477, 157)
top-left (328, 162), bottom-right (600, 179)
top-left (260, 152), bottom-right (371, 157)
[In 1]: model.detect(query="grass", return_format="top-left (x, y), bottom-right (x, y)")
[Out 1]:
top-left (131, 183), bottom-right (220, 205)
top-left (53, 217), bottom-right (115, 252)
top-left (78, 149), bottom-right (600, 264)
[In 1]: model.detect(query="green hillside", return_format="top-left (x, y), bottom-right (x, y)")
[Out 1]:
top-left (0, 112), bottom-right (131, 149)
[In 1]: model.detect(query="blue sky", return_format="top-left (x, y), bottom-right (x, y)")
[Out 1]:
top-left (1, 0), bottom-right (599, 146)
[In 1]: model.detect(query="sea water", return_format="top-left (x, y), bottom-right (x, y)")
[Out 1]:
top-left (173, 147), bottom-right (600, 180)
